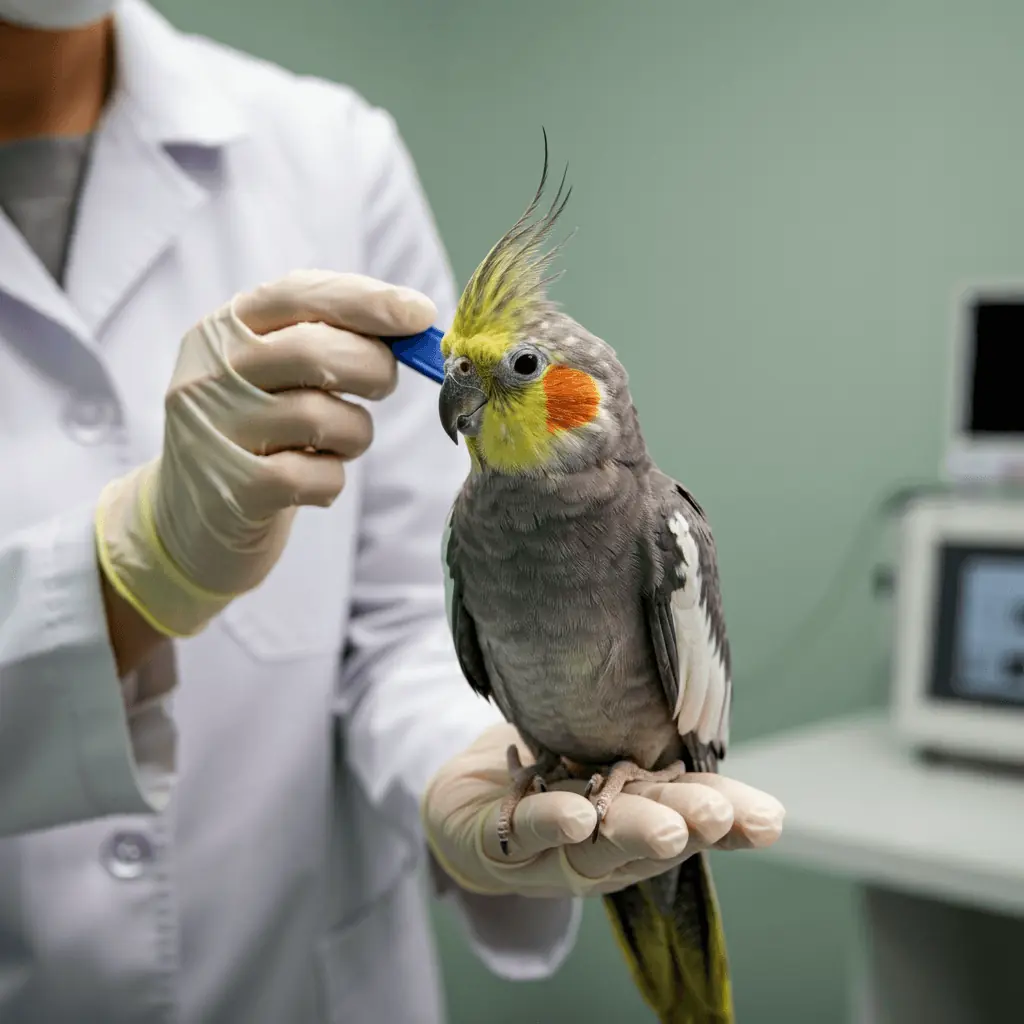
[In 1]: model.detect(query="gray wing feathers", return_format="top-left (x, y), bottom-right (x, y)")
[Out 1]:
top-left (443, 512), bottom-right (493, 702)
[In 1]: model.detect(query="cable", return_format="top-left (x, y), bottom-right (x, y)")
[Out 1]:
top-left (736, 479), bottom-right (950, 695)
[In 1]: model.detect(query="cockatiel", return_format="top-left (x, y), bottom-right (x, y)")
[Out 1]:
top-left (439, 139), bottom-right (734, 1024)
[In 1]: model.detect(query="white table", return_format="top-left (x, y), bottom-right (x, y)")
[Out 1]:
top-left (725, 711), bottom-right (1024, 1024)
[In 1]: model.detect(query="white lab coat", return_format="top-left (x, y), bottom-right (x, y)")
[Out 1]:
top-left (0, 2), bottom-right (580, 1021)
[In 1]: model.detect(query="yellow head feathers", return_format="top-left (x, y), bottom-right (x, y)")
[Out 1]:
top-left (442, 129), bottom-right (573, 365)
top-left (439, 134), bottom-right (603, 474)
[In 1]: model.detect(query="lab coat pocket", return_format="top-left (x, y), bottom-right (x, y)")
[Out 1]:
top-left (220, 500), bottom-right (359, 662)
top-left (315, 869), bottom-right (445, 1024)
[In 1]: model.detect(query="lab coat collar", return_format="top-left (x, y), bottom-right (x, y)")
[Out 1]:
top-left (64, 0), bottom-right (251, 333)
top-left (0, 0), bottom-right (249, 341)
top-left (113, 0), bottom-right (249, 148)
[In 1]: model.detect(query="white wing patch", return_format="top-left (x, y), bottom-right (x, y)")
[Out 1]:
top-left (666, 511), bottom-right (729, 747)
top-left (716, 678), bottom-right (732, 749)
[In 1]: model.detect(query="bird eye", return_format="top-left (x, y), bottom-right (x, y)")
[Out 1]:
top-left (512, 352), bottom-right (539, 376)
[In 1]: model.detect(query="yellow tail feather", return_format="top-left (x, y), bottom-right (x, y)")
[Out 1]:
top-left (602, 853), bottom-right (734, 1024)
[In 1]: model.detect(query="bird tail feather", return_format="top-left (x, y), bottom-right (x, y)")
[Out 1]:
top-left (602, 852), bottom-right (733, 1024)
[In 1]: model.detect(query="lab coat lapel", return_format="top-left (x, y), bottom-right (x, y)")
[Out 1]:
top-left (63, 0), bottom-right (249, 335)
top-left (63, 104), bottom-right (207, 335)
top-left (0, 208), bottom-right (91, 341)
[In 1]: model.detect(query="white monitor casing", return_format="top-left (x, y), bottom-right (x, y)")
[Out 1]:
top-left (892, 495), bottom-right (1024, 765)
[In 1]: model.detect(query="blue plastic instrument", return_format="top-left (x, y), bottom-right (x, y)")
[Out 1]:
top-left (388, 326), bottom-right (446, 384)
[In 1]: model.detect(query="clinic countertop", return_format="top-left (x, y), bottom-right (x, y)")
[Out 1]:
top-left (723, 710), bottom-right (1024, 917)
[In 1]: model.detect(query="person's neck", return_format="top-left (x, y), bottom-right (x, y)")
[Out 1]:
top-left (0, 18), bottom-right (115, 143)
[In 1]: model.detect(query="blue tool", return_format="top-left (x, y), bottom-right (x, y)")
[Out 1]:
top-left (388, 325), bottom-right (446, 384)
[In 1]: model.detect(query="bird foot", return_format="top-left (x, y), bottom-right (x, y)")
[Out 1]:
top-left (496, 745), bottom-right (569, 856)
top-left (583, 760), bottom-right (687, 843)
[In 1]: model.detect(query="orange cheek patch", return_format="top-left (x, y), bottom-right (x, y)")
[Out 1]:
top-left (543, 366), bottom-right (600, 432)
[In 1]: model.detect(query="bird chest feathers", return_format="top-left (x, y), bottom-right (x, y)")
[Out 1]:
top-left (451, 466), bottom-right (681, 767)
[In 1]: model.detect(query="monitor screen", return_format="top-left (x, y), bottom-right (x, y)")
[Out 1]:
top-left (930, 543), bottom-right (1024, 708)
top-left (964, 300), bottom-right (1024, 436)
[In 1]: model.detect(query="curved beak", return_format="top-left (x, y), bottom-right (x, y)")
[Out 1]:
top-left (439, 368), bottom-right (487, 445)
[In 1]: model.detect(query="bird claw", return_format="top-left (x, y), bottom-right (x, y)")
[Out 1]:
top-left (495, 745), bottom-right (567, 856)
top-left (584, 759), bottom-right (688, 844)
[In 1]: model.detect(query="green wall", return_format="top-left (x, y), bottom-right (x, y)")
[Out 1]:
top-left (152, 1), bottom-right (1024, 1019)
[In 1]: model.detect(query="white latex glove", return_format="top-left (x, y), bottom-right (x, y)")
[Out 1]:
top-left (423, 723), bottom-right (785, 898)
top-left (96, 270), bottom-right (435, 637)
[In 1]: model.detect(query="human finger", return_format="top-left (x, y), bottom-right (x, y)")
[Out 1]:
top-left (229, 390), bottom-right (374, 460)
top-left (565, 793), bottom-right (690, 880)
top-left (234, 270), bottom-right (436, 338)
top-left (233, 321), bottom-right (399, 401)
top-left (479, 791), bottom-right (596, 863)
top-left (675, 773), bottom-right (785, 850)
top-left (246, 449), bottom-right (347, 510)
top-left (625, 779), bottom-right (735, 848)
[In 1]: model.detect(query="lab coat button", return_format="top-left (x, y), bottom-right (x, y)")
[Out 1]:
top-left (101, 831), bottom-right (154, 880)
top-left (62, 395), bottom-right (119, 446)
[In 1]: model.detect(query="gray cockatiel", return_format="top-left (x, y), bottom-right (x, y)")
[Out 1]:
top-left (438, 141), bottom-right (734, 1024)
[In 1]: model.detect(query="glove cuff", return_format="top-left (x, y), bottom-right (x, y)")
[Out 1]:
top-left (95, 461), bottom-right (238, 638)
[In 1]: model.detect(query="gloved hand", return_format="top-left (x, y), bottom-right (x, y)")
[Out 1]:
top-left (423, 723), bottom-right (785, 898)
top-left (96, 270), bottom-right (435, 638)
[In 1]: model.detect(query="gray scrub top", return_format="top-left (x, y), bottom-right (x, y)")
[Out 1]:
top-left (0, 134), bottom-right (93, 286)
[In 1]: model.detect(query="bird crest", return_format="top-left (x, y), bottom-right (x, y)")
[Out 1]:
top-left (444, 130), bottom-right (573, 358)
